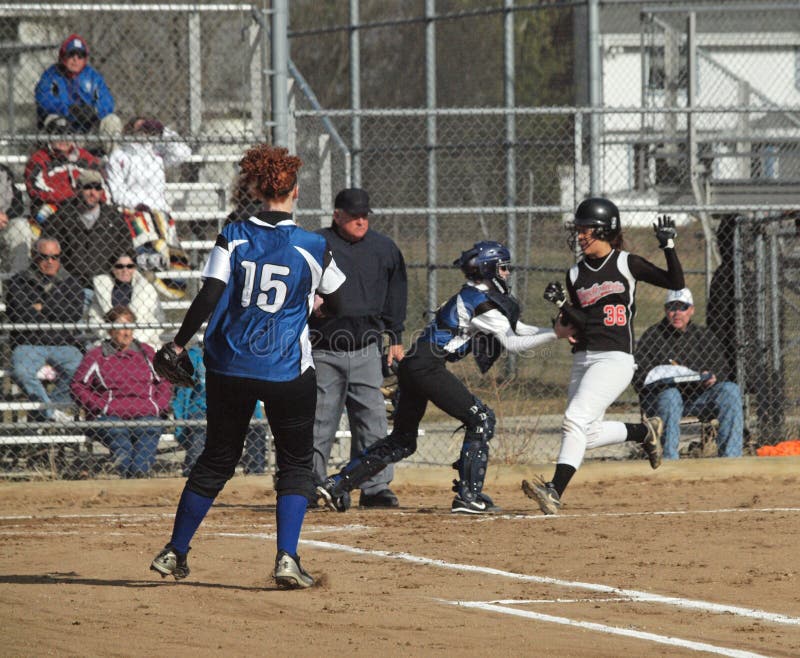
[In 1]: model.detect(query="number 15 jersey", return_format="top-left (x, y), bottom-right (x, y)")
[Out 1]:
top-left (202, 212), bottom-right (345, 382)
top-left (566, 248), bottom-right (683, 354)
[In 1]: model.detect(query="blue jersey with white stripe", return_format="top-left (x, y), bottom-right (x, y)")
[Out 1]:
top-left (418, 284), bottom-right (493, 362)
top-left (202, 215), bottom-right (340, 382)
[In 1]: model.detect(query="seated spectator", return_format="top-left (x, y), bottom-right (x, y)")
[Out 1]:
top-left (71, 306), bottom-right (172, 478)
top-left (5, 238), bottom-right (84, 422)
top-left (633, 287), bottom-right (744, 460)
top-left (0, 163), bottom-right (30, 273)
top-left (106, 116), bottom-right (191, 214)
top-left (42, 170), bottom-right (133, 297)
top-left (173, 344), bottom-right (268, 478)
top-left (34, 34), bottom-right (118, 139)
top-left (24, 115), bottom-right (103, 228)
top-left (88, 251), bottom-right (165, 347)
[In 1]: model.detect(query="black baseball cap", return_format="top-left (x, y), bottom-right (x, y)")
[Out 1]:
top-left (334, 188), bottom-right (371, 216)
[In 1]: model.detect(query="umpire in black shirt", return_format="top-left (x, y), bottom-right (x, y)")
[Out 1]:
top-left (310, 188), bottom-right (407, 508)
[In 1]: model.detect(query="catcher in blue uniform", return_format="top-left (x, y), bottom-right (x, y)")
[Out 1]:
top-left (317, 240), bottom-right (573, 514)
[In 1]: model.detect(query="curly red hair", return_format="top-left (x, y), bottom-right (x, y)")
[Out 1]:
top-left (239, 144), bottom-right (302, 201)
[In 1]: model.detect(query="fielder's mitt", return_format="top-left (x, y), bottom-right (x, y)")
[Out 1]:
top-left (153, 342), bottom-right (195, 387)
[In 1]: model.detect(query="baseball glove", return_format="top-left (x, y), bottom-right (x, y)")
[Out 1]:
top-left (153, 342), bottom-right (195, 387)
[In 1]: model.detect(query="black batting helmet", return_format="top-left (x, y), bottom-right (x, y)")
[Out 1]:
top-left (573, 197), bottom-right (621, 242)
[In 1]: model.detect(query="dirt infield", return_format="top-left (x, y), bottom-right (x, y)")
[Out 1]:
top-left (2, 457), bottom-right (800, 657)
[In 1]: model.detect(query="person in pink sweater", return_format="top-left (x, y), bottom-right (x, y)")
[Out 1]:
top-left (71, 305), bottom-right (172, 477)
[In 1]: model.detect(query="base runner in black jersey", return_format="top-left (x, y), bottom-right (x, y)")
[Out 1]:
top-left (522, 197), bottom-right (685, 515)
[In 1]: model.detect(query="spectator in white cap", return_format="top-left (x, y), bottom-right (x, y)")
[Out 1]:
top-left (633, 287), bottom-right (744, 459)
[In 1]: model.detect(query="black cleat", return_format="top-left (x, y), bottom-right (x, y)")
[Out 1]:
top-left (451, 492), bottom-right (502, 514)
top-left (359, 488), bottom-right (399, 509)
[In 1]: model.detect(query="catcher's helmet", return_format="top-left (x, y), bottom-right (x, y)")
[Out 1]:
top-left (455, 240), bottom-right (512, 293)
top-left (573, 197), bottom-right (621, 242)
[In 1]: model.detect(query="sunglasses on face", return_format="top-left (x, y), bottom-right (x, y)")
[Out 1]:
top-left (66, 50), bottom-right (86, 59)
top-left (665, 302), bottom-right (691, 312)
top-left (113, 263), bottom-right (136, 270)
top-left (37, 253), bottom-right (61, 261)
top-left (82, 183), bottom-right (103, 191)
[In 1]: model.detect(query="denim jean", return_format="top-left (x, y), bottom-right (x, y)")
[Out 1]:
top-left (96, 415), bottom-right (162, 478)
top-left (642, 382), bottom-right (744, 459)
top-left (11, 344), bottom-right (83, 419)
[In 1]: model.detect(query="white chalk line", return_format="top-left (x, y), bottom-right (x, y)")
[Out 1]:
top-left (297, 537), bottom-right (800, 628)
top-left (2, 511), bottom-right (796, 654)
top-left (4, 505), bottom-right (800, 525)
top-left (439, 600), bottom-right (769, 658)
top-left (217, 524), bottom-right (369, 539)
top-left (462, 506), bottom-right (800, 522)
top-left (4, 509), bottom-right (800, 630)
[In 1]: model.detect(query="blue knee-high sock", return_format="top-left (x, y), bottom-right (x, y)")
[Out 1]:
top-left (170, 487), bottom-right (214, 555)
top-left (276, 494), bottom-right (308, 556)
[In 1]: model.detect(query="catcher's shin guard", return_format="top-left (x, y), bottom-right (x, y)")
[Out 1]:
top-left (329, 431), bottom-right (417, 497)
top-left (452, 440), bottom-right (490, 502)
top-left (452, 399), bottom-right (495, 502)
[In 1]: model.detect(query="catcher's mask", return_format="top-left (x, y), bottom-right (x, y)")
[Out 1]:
top-left (567, 197), bottom-right (621, 252)
top-left (454, 240), bottom-right (512, 294)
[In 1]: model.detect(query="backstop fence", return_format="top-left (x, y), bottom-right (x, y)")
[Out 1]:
top-left (0, 1), bottom-right (797, 479)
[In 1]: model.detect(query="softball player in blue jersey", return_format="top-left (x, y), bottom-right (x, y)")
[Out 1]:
top-left (522, 197), bottom-right (684, 515)
top-left (317, 241), bottom-right (573, 514)
top-left (149, 145), bottom-right (345, 588)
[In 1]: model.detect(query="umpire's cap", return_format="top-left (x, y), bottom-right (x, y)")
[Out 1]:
top-left (335, 188), bottom-right (371, 216)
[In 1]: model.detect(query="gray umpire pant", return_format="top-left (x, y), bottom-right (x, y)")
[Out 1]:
top-left (312, 342), bottom-right (393, 495)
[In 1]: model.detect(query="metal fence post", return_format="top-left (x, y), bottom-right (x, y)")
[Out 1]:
top-left (504, 0), bottom-right (517, 375)
top-left (588, 0), bottom-right (600, 195)
top-left (188, 11), bottom-right (202, 135)
top-left (426, 0), bottom-right (438, 314)
top-left (350, 0), bottom-right (362, 186)
top-left (270, 0), bottom-right (289, 147)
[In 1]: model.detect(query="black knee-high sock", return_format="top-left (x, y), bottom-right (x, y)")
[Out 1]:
top-left (624, 422), bottom-right (647, 443)
top-left (551, 463), bottom-right (576, 497)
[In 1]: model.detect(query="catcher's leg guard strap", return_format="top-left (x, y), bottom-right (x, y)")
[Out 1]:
top-left (464, 398), bottom-right (496, 443)
top-left (331, 431), bottom-right (417, 497)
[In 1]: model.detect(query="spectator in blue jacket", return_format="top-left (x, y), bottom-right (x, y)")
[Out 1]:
top-left (172, 344), bottom-right (268, 478)
top-left (35, 34), bottom-right (117, 137)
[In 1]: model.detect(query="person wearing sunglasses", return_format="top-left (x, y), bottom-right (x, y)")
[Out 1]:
top-left (634, 287), bottom-right (744, 460)
top-left (88, 251), bottom-right (165, 348)
top-left (42, 170), bottom-right (132, 310)
top-left (317, 240), bottom-right (574, 515)
top-left (34, 34), bottom-right (116, 135)
top-left (6, 238), bottom-right (84, 423)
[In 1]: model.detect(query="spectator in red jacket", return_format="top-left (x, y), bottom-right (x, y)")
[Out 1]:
top-left (71, 305), bottom-right (172, 478)
top-left (24, 114), bottom-right (103, 227)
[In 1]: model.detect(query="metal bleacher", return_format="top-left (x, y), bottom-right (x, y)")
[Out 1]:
top-left (0, 151), bottom-right (235, 475)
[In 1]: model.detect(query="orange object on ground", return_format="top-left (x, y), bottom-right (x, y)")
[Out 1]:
top-left (756, 440), bottom-right (800, 456)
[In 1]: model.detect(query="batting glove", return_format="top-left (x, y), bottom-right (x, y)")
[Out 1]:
top-left (543, 281), bottom-right (566, 307)
top-left (654, 215), bottom-right (677, 250)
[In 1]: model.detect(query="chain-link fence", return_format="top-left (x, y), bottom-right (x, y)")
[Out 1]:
top-left (0, 1), bottom-right (798, 480)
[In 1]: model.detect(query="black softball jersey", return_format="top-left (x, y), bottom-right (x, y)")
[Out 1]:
top-left (566, 248), bottom-right (684, 354)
